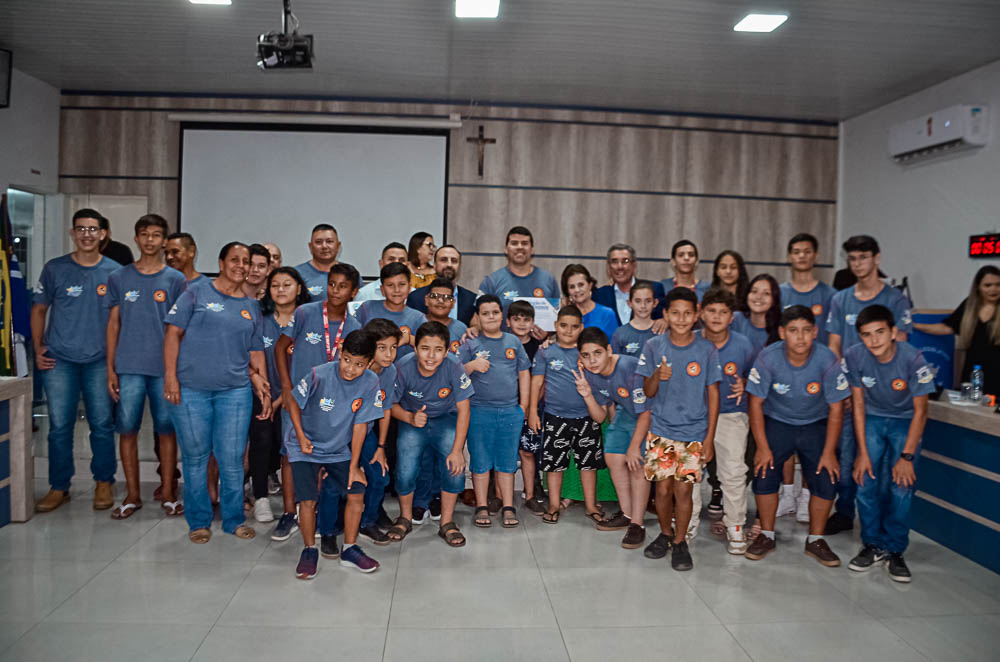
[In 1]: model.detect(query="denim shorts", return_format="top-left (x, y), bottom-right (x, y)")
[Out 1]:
top-left (752, 416), bottom-right (836, 500)
top-left (603, 406), bottom-right (638, 455)
top-left (395, 412), bottom-right (465, 496)
top-left (290, 459), bottom-right (364, 503)
top-left (467, 405), bottom-right (523, 474)
top-left (116, 374), bottom-right (173, 435)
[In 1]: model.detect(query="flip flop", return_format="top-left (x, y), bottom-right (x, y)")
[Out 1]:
top-left (110, 502), bottom-right (142, 520)
top-left (161, 501), bottom-right (184, 517)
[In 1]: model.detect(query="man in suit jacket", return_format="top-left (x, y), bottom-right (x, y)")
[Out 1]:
top-left (593, 243), bottom-right (666, 326)
top-left (407, 244), bottom-right (476, 324)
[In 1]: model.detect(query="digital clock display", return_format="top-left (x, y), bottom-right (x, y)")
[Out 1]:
top-left (969, 234), bottom-right (1000, 258)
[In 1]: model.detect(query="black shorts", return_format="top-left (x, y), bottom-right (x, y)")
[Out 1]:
top-left (540, 413), bottom-right (605, 472)
top-left (290, 460), bottom-right (365, 503)
top-left (752, 417), bottom-right (836, 501)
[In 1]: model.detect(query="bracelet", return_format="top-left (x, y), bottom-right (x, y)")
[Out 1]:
top-left (378, 444), bottom-right (386, 449)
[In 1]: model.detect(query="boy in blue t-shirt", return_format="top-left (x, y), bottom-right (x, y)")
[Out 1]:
top-left (507, 300), bottom-right (546, 513)
top-left (529, 305), bottom-right (606, 524)
top-left (105, 214), bottom-right (187, 519)
top-left (637, 287), bottom-right (721, 571)
top-left (825, 235), bottom-right (912, 536)
top-left (780, 233), bottom-right (836, 345)
top-left (845, 305), bottom-right (935, 583)
top-left (354, 262), bottom-right (425, 358)
top-left (423, 277), bottom-right (468, 360)
top-left (575, 327), bottom-right (651, 548)
top-left (611, 279), bottom-right (657, 358)
top-left (388, 322), bottom-right (474, 547)
top-left (356, 319), bottom-right (402, 546)
top-left (459, 294), bottom-right (531, 528)
top-left (285, 330), bottom-right (383, 579)
top-left (744, 305), bottom-right (850, 567)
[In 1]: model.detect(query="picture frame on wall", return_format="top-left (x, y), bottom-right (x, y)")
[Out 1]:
top-left (0, 49), bottom-right (11, 109)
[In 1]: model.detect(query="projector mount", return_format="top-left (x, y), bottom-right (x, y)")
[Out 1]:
top-left (256, 0), bottom-right (314, 70)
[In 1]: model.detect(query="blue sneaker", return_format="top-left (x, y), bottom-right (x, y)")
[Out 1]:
top-left (295, 547), bottom-right (319, 580)
top-left (340, 544), bottom-right (380, 573)
top-left (271, 512), bottom-right (299, 542)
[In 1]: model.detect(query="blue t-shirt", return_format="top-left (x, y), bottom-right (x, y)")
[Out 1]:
top-left (444, 319), bottom-right (469, 362)
top-left (637, 334), bottom-right (722, 441)
top-left (531, 344), bottom-right (588, 418)
top-left (478, 266), bottom-right (560, 311)
top-left (827, 284), bottom-right (913, 351)
top-left (353, 300), bottom-right (425, 359)
top-left (844, 341), bottom-right (936, 419)
top-left (583, 303), bottom-right (620, 340)
top-left (287, 362), bottom-right (382, 463)
top-left (660, 277), bottom-right (710, 301)
top-left (780, 281), bottom-right (836, 345)
top-left (167, 280), bottom-right (265, 391)
top-left (731, 311), bottom-right (770, 359)
top-left (457, 332), bottom-right (530, 408)
top-left (294, 261), bottom-right (329, 300)
top-left (107, 264), bottom-right (186, 376)
top-left (612, 322), bottom-right (655, 358)
top-left (33, 254), bottom-right (121, 363)
top-left (281, 301), bottom-right (362, 383)
top-left (261, 314), bottom-right (294, 400)
top-left (747, 342), bottom-right (850, 426)
top-left (375, 362), bottom-right (398, 412)
top-left (702, 330), bottom-right (756, 414)
top-left (394, 353), bottom-right (474, 419)
top-left (585, 355), bottom-right (648, 417)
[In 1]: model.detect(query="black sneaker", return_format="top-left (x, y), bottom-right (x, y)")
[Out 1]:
top-left (848, 544), bottom-right (886, 572)
top-left (824, 512), bottom-right (854, 535)
top-left (525, 496), bottom-right (546, 515)
top-left (887, 553), bottom-right (912, 583)
top-left (621, 523), bottom-right (646, 549)
top-left (706, 488), bottom-right (724, 519)
top-left (671, 540), bottom-right (693, 571)
top-left (412, 506), bottom-right (428, 525)
top-left (596, 511), bottom-right (630, 531)
top-left (429, 496), bottom-right (442, 521)
top-left (377, 507), bottom-right (394, 530)
top-left (358, 524), bottom-right (392, 546)
top-left (270, 512), bottom-right (299, 542)
top-left (643, 532), bottom-right (672, 559)
top-left (320, 535), bottom-right (339, 559)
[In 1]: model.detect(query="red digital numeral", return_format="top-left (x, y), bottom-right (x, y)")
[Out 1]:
top-left (971, 240), bottom-right (983, 255)
top-left (985, 241), bottom-right (996, 255)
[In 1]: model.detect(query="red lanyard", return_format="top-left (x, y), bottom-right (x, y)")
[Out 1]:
top-left (322, 304), bottom-right (346, 362)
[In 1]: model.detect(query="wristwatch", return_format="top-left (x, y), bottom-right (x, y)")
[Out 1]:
top-left (900, 452), bottom-right (915, 462)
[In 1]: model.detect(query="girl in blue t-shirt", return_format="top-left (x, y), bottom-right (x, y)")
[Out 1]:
top-left (165, 242), bottom-right (272, 543)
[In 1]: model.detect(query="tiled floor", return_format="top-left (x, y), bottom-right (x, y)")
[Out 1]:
top-left (1, 480), bottom-right (999, 661)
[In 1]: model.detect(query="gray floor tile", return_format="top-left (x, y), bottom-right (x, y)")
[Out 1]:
top-left (193, 625), bottom-right (386, 661)
top-left (0, 622), bottom-right (210, 662)
top-left (0, 559), bottom-right (108, 622)
top-left (383, 627), bottom-right (570, 662)
top-left (561, 624), bottom-right (751, 662)
top-left (0, 622), bottom-right (34, 656)
top-left (116, 517), bottom-right (270, 563)
top-left (726, 619), bottom-right (928, 662)
top-left (0, 512), bottom-right (160, 562)
top-left (879, 614), bottom-right (1000, 662)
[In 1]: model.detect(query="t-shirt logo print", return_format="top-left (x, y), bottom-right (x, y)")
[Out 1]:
top-left (686, 362), bottom-right (701, 377)
top-left (305, 332), bottom-right (322, 344)
top-left (308, 285), bottom-right (322, 295)
top-left (263, 336), bottom-right (274, 348)
top-left (862, 376), bottom-right (876, 388)
top-left (533, 288), bottom-right (544, 297)
top-left (205, 302), bottom-right (224, 312)
top-left (124, 290), bottom-right (140, 303)
top-left (351, 398), bottom-right (363, 412)
top-left (319, 397), bottom-right (335, 412)
top-left (450, 340), bottom-right (460, 354)
top-left (617, 386), bottom-right (629, 398)
top-left (66, 285), bottom-right (83, 297)
top-left (240, 310), bottom-right (252, 320)
top-left (438, 387), bottom-right (452, 399)
top-left (96, 284), bottom-right (107, 296)
top-left (154, 289), bottom-right (167, 302)
top-left (460, 373), bottom-right (472, 390)
top-left (549, 359), bottom-right (565, 371)
top-left (806, 381), bottom-right (821, 395)
top-left (375, 389), bottom-right (385, 408)
top-left (505, 348), bottom-right (516, 360)
top-left (891, 378), bottom-right (907, 391)
top-left (724, 362), bottom-right (738, 376)
top-left (811, 304), bottom-right (823, 316)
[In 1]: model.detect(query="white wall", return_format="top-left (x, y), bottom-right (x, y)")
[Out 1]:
top-left (839, 59), bottom-right (1000, 310)
top-left (0, 68), bottom-right (60, 193)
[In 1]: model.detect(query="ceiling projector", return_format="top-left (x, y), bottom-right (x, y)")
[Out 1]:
top-left (256, 0), bottom-right (313, 70)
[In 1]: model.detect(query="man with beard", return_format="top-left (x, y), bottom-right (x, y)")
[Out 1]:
top-left (407, 245), bottom-right (476, 324)
top-left (593, 243), bottom-right (666, 326)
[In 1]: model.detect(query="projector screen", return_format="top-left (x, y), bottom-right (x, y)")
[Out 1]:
top-left (179, 124), bottom-right (448, 278)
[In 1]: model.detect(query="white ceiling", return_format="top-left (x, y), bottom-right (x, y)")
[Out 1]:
top-left (2, 0), bottom-right (1000, 120)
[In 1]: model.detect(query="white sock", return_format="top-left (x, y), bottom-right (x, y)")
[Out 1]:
top-left (807, 534), bottom-right (823, 543)
top-left (762, 530), bottom-right (775, 540)
top-left (781, 484), bottom-right (795, 496)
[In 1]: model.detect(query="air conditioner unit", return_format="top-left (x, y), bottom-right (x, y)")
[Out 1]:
top-left (888, 104), bottom-right (989, 163)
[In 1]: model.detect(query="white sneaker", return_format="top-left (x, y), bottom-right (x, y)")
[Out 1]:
top-left (727, 525), bottom-right (747, 555)
top-left (776, 487), bottom-right (796, 518)
top-left (253, 497), bottom-right (275, 523)
top-left (796, 489), bottom-right (811, 523)
top-left (687, 519), bottom-right (699, 541)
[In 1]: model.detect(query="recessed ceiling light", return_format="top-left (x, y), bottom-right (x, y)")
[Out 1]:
top-left (189, 0), bottom-right (232, 5)
top-left (456, 0), bottom-right (499, 19)
top-left (733, 13), bottom-right (788, 32)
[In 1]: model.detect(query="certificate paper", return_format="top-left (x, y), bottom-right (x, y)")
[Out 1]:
top-left (514, 297), bottom-right (559, 332)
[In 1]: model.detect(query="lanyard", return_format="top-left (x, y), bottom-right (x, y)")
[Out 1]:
top-left (322, 304), bottom-right (346, 362)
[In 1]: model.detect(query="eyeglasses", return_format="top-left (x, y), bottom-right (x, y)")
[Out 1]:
top-left (608, 258), bottom-right (634, 266)
top-left (427, 292), bottom-right (455, 302)
top-left (73, 226), bottom-right (101, 235)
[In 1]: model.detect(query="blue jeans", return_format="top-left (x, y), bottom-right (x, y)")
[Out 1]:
top-left (116, 374), bottom-right (174, 434)
top-left (41, 357), bottom-right (116, 491)
top-left (317, 427), bottom-right (391, 535)
top-left (856, 415), bottom-right (919, 554)
top-left (467, 405), bottom-right (523, 473)
top-left (835, 415), bottom-right (857, 519)
top-left (170, 385), bottom-right (252, 533)
top-left (414, 445), bottom-right (442, 509)
top-left (396, 413), bottom-right (464, 496)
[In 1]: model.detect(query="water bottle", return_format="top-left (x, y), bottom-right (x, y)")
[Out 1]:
top-left (970, 365), bottom-right (984, 402)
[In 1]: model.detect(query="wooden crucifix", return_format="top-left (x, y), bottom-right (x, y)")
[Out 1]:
top-left (466, 125), bottom-right (496, 177)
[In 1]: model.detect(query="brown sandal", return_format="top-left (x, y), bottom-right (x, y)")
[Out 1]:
top-left (438, 521), bottom-right (466, 547)
top-left (188, 528), bottom-right (212, 544)
top-left (501, 506), bottom-right (519, 528)
top-left (474, 506), bottom-right (492, 528)
top-left (233, 524), bottom-right (256, 539)
top-left (585, 510), bottom-right (605, 525)
top-left (387, 516), bottom-right (412, 542)
top-left (111, 502), bottom-right (142, 520)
